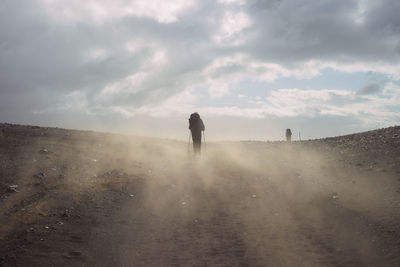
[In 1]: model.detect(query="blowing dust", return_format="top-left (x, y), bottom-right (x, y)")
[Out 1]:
top-left (84, 135), bottom-right (400, 266)
top-left (1, 125), bottom-right (399, 266)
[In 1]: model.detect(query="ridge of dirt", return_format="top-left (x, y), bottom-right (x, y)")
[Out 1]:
top-left (303, 126), bottom-right (400, 173)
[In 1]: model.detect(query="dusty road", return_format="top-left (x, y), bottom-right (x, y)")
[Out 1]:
top-left (1, 124), bottom-right (400, 266)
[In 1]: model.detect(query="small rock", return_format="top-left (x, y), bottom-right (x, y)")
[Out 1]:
top-left (61, 211), bottom-right (70, 218)
top-left (39, 148), bottom-right (49, 154)
top-left (6, 185), bottom-right (19, 193)
top-left (33, 172), bottom-right (45, 179)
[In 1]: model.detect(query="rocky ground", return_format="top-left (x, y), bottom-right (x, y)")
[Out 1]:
top-left (304, 126), bottom-right (400, 173)
top-left (1, 123), bottom-right (400, 266)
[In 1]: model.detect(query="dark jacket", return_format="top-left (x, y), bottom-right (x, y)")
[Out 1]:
top-left (189, 113), bottom-right (205, 141)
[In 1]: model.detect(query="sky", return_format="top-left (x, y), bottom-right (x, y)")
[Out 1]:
top-left (1, 0), bottom-right (400, 140)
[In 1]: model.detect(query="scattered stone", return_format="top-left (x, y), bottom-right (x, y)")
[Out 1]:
top-left (39, 211), bottom-right (49, 217)
top-left (33, 172), bottom-right (45, 179)
top-left (64, 251), bottom-right (82, 258)
top-left (39, 148), bottom-right (49, 154)
top-left (6, 184), bottom-right (19, 193)
top-left (97, 169), bottom-right (127, 179)
top-left (61, 210), bottom-right (70, 218)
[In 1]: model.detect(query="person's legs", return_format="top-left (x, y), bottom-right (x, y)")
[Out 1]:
top-left (192, 138), bottom-right (201, 154)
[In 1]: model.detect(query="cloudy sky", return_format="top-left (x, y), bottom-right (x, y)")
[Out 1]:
top-left (1, 0), bottom-right (399, 140)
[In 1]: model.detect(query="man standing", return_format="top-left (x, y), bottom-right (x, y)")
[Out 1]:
top-left (286, 128), bottom-right (292, 142)
top-left (189, 112), bottom-right (205, 154)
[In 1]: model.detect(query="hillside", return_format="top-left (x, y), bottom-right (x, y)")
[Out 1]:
top-left (304, 126), bottom-right (400, 173)
top-left (1, 123), bottom-right (400, 266)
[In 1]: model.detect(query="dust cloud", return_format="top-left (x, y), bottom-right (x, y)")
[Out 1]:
top-left (85, 134), bottom-right (400, 266)
top-left (1, 125), bottom-right (400, 266)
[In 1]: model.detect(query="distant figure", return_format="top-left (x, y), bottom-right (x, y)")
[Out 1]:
top-left (189, 112), bottom-right (205, 154)
top-left (286, 128), bottom-right (292, 142)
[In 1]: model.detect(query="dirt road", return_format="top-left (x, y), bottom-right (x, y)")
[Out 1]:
top-left (1, 124), bottom-right (400, 266)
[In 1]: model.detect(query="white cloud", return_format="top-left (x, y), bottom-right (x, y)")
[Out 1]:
top-left (167, 85), bottom-right (399, 128)
top-left (208, 80), bottom-right (230, 98)
top-left (203, 55), bottom-right (322, 89)
top-left (86, 48), bottom-right (110, 62)
top-left (112, 89), bottom-right (197, 118)
top-left (41, 0), bottom-right (195, 24)
top-left (199, 106), bottom-right (265, 119)
top-left (98, 72), bottom-right (149, 98)
top-left (323, 61), bottom-right (400, 81)
top-left (214, 10), bottom-right (251, 45)
top-left (217, 0), bottom-right (246, 5)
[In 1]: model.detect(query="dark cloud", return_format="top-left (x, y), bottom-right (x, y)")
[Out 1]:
top-left (357, 83), bottom-right (381, 95)
top-left (244, 0), bottom-right (399, 63)
top-left (365, 0), bottom-right (400, 35)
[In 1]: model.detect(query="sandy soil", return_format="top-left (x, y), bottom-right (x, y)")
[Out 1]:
top-left (1, 123), bottom-right (400, 266)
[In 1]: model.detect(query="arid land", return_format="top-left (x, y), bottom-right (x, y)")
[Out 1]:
top-left (1, 123), bottom-right (400, 266)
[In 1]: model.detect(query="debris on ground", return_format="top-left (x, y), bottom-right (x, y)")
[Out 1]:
top-left (6, 184), bottom-right (19, 193)
top-left (63, 251), bottom-right (82, 259)
top-left (97, 169), bottom-right (127, 179)
top-left (33, 172), bottom-right (45, 179)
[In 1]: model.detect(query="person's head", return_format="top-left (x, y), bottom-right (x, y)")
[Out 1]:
top-left (190, 112), bottom-right (200, 120)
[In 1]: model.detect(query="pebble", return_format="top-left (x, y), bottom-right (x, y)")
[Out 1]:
top-left (6, 185), bottom-right (19, 193)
